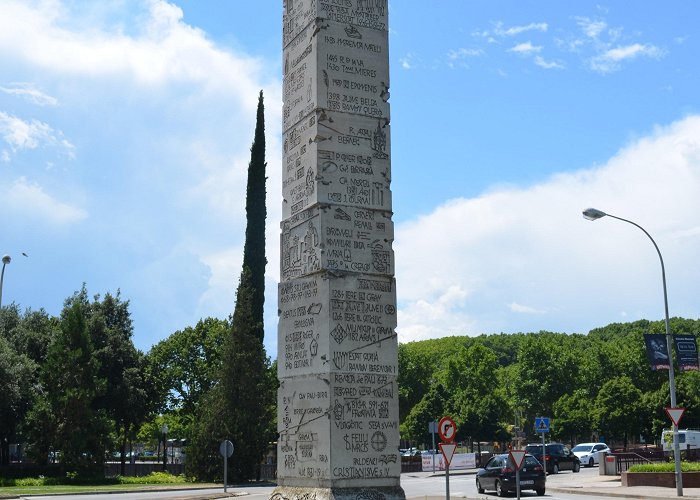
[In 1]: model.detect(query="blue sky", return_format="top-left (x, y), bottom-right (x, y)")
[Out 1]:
top-left (2, 1), bottom-right (699, 358)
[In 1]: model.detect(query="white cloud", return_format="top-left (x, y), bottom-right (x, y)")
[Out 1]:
top-left (508, 41), bottom-right (542, 55)
top-left (509, 302), bottom-right (546, 314)
top-left (395, 115), bottom-right (700, 343)
top-left (534, 56), bottom-right (564, 70)
top-left (0, 83), bottom-right (58, 106)
top-left (590, 43), bottom-right (665, 73)
top-left (495, 22), bottom-right (548, 37)
top-left (447, 48), bottom-right (483, 60)
top-left (0, 0), bottom-right (264, 96)
top-left (575, 17), bottom-right (607, 39)
top-left (0, 111), bottom-right (75, 157)
top-left (1, 177), bottom-right (87, 225)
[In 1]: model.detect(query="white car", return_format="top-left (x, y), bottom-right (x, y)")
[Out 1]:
top-left (571, 442), bottom-right (610, 467)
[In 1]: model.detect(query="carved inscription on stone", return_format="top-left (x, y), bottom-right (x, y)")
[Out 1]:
top-left (283, 24), bottom-right (389, 132)
top-left (283, 111), bottom-right (391, 218)
top-left (278, 274), bottom-right (397, 379)
top-left (283, 21), bottom-right (389, 131)
top-left (278, 374), bottom-right (400, 486)
top-left (281, 205), bottom-right (394, 281)
top-left (284, 0), bottom-right (389, 48)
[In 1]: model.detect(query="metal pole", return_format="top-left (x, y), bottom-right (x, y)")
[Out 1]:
top-left (431, 424), bottom-right (436, 474)
top-left (224, 453), bottom-right (228, 493)
top-left (604, 213), bottom-right (683, 496)
top-left (445, 462), bottom-right (450, 500)
top-left (516, 467), bottom-right (521, 500)
top-left (542, 431), bottom-right (546, 482)
top-left (0, 255), bottom-right (11, 309)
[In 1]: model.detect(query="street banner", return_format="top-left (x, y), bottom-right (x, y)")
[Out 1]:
top-left (644, 334), bottom-right (670, 370)
top-left (674, 335), bottom-right (699, 371)
top-left (422, 452), bottom-right (476, 471)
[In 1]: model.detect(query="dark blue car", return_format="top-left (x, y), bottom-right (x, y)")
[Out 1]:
top-left (476, 453), bottom-right (546, 497)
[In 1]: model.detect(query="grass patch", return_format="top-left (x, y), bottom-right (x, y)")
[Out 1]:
top-left (629, 462), bottom-right (700, 473)
top-left (0, 472), bottom-right (191, 495)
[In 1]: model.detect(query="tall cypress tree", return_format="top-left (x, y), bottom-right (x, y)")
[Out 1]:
top-left (187, 91), bottom-right (274, 481)
top-left (243, 90), bottom-right (267, 342)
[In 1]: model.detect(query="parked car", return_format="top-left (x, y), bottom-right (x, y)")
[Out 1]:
top-left (525, 443), bottom-right (580, 474)
top-left (476, 453), bottom-right (546, 497)
top-left (572, 442), bottom-right (610, 467)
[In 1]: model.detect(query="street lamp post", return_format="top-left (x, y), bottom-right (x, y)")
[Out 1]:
top-left (0, 255), bottom-right (11, 309)
top-left (582, 207), bottom-right (683, 497)
top-left (161, 423), bottom-right (168, 472)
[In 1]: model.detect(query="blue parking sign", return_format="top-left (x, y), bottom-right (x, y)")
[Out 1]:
top-left (535, 417), bottom-right (550, 433)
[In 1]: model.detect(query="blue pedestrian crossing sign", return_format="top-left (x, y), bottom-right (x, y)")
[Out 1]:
top-left (535, 417), bottom-right (550, 433)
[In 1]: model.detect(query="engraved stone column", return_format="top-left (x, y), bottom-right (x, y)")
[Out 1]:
top-left (274, 2), bottom-right (403, 500)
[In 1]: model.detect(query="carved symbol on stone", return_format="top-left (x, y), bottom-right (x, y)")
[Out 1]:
top-left (378, 454), bottom-right (397, 464)
top-left (334, 208), bottom-right (351, 221)
top-left (333, 351), bottom-right (348, 370)
top-left (344, 25), bottom-right (362, 39)
top-left (333, 399), bottom-right (344, 420)
top-left (331, 324), bottom-right (347, 345)
top-left (308, 303), bottom-right (322, 314)
top-left (372, 120), bottom-right (388, 159)
top-left (309, 335), bottom-right (319, 357)
top-left (371, 431), bottom-right (388, 452)
top-left (384, 304), bottom-right (396, 315)
top-left (371, 249), bottom-right (390, 273)
top-left (357, 490), bottom-right (386, 500)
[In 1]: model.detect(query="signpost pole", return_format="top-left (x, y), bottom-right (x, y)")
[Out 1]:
top-left (224, 453), bottom-right (228, 493)
top-left (429, 420), bottom-right (437, 474)
top-left (445, 462), bottom-right (450, 500)
top-left (541, 431), bottom-right (546, 481)
top-left (515, 467), bottom-right (520, 500)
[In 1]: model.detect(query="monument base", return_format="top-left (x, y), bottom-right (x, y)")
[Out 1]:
top-left (270, 486), bottom-right (406, 500)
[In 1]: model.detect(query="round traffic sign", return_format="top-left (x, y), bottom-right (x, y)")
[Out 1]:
top-left (219, 440), bottom-right (234, 458)
top-left (438, 416), bottom-right (457, 443)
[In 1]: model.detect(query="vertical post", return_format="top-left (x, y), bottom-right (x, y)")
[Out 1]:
top-left (431, 421), bottom-right (436, 474)
top-left (445, 462), bottom-right (450, 500)
top-left (541, 432), bottom-right (546, 479)
top-left (515, 467), bottom-right (521, 500)
top-left (224, 453), bottom-right (228, 493)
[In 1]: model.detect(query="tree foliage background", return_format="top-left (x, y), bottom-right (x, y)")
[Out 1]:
top-left (398, 318), bottom-right (700, 449)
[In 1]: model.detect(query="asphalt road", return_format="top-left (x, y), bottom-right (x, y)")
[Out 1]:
top-left (16, 467), bottom-right (616, 500)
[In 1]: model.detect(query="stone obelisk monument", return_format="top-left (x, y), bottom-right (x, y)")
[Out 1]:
top-left (274, 1), bottom-right (403, 500)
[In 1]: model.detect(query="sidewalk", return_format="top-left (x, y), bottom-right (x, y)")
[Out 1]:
top-left (420, 468), bottom-right (700, 499)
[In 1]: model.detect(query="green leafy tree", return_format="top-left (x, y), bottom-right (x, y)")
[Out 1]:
top-left (441, 343), bottom-right (509, 444)
top-left (147, 317), bottom-right (229, 417)
top-left (552, 389), bottom-right (592, 444)
top-left (0, 336), bottom-right (36, 466)
top-left (38, 301), bottom-right (110, 475)
top-left (594, 376), bottom-right (643, 448)
top-left (401, 384), bottom-right (449, 447)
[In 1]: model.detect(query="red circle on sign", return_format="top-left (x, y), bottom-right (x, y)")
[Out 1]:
top-left (438, 416), bottom-right (457, 443)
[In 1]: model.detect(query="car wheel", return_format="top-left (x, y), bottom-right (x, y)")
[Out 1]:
top-left (476, 478), bottom-right (484, 494)
top-left (552, 463), bottom-right (559, 474)
top-left (589, 458), bottom-right (595, 467)
top-left (535, 488), bottom-right (546, 496)
top-left (496, 479), bottom-right (507, 497)
top-left (573, 461), bottom-right (580, 473)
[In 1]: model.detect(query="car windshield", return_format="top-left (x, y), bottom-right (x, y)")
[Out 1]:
top-left (572, 445), bottom-right (593, 452)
